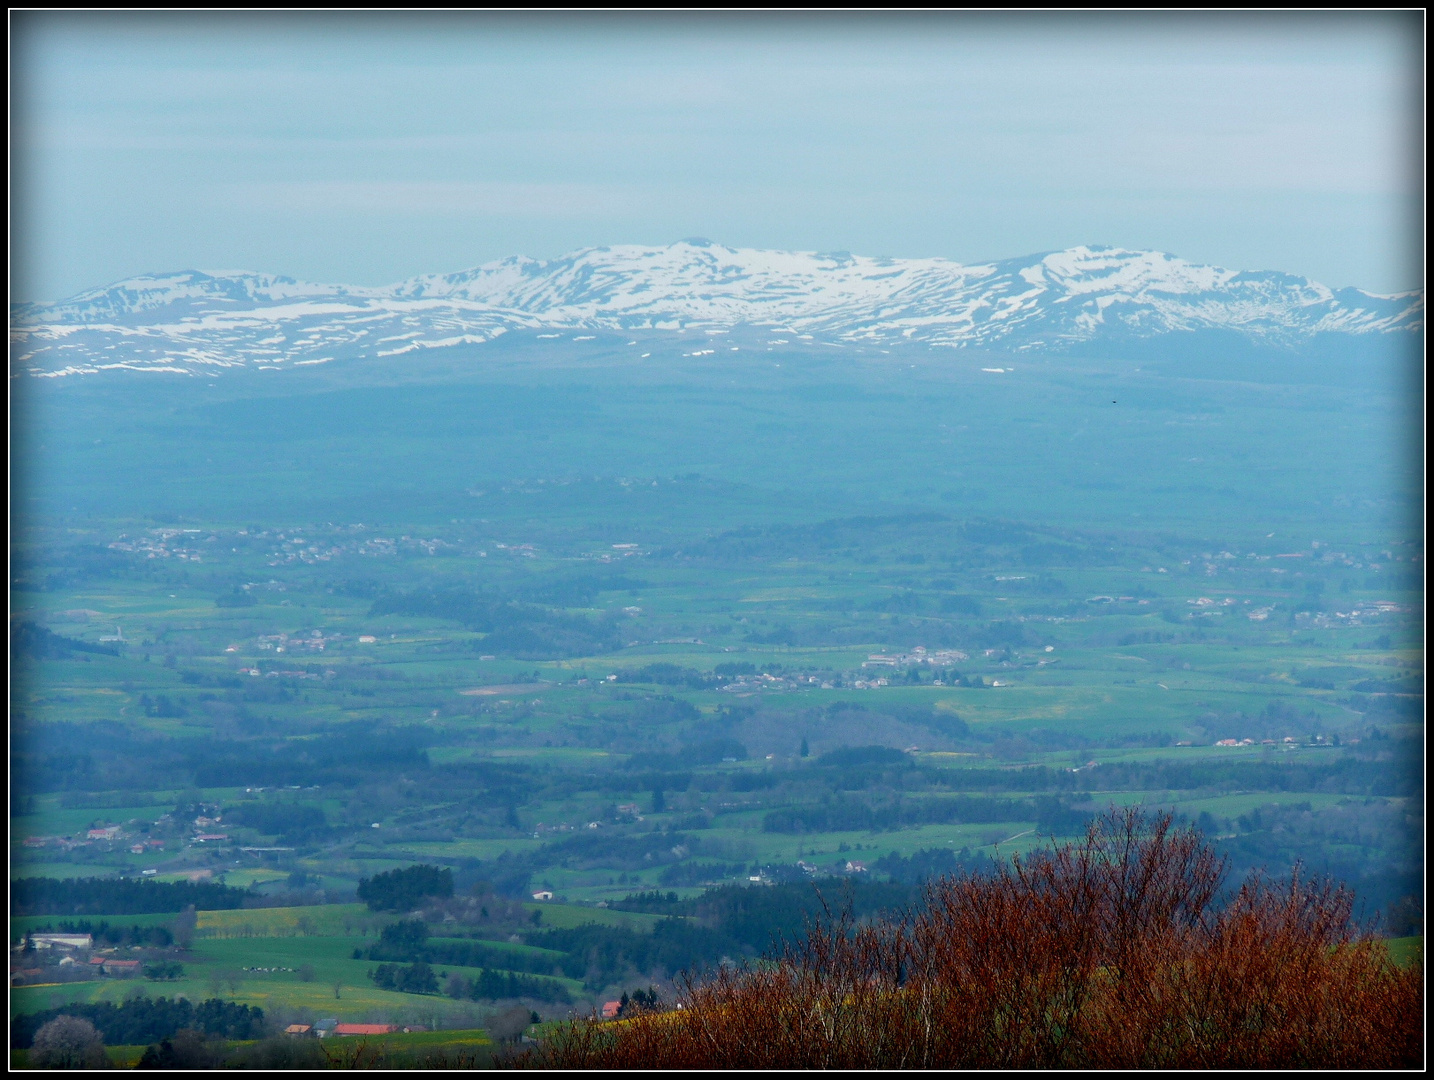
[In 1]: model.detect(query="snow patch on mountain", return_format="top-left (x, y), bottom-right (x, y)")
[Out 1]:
top-left (11, 243), bottom-right (1421, 376)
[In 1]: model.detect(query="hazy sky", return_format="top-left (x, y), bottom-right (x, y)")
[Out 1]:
top-left (11, 12), bottom-right (1423, 302)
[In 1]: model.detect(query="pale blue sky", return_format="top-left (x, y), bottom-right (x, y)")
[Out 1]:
top-left (11, 12), bottom-right (1423, 302)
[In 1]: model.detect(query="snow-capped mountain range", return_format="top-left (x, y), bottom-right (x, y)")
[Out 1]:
top-left (11, 241), bottom-right (1421, 377)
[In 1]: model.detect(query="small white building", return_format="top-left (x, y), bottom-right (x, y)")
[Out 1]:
top-left (531, 890), bottom-right (554, 901)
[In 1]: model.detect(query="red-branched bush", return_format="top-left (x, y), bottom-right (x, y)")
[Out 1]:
top-left (521, 809), bottom-right (1422, 1069)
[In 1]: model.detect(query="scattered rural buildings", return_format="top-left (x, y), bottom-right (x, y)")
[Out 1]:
top-left (863, 647), bottom-right (969, 668)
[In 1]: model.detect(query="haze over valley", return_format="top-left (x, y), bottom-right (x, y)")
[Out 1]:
top-left (10, 15), bottom-right (1421, 1064)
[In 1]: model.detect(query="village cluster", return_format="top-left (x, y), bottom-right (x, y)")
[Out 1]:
top-left (1206, 735), bottom-right (1343, 750)
top-left (107, 528), bottom-right (218, 562)
top-left (107, 525), bottom-right (459, 569)
top-left (11, 932), bottom-right (150, 985)
top-left (21, 807), bottom-right (231, 858)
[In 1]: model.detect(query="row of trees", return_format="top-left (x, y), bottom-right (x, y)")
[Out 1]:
top-left (29, 919), bottom-right (174, 948)
top-left (11, 877), bottom-right (249, 916)
top-left (11, 996), bottom-right (264, 1050)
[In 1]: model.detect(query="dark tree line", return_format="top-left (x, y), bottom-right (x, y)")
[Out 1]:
top-left (361, 920), bottom-right (567, 980)
top-left (223, 801), bottom-right (330, 844)
top-left (369, 961), bottom-right (440, 995)
top-left (31, 919), bottom-right (173, 948)
top-left (11, 998), bottom-right (263, 1049)
top-left (872, 847), bottom-right (1002, 885)
top-left (763, 795), bottom-right (1034, 834)
top-left (357, 865), bottom-right (453, 912)
top-left (191, 735), bottom-right (431, 788)
top-left (447, 969), bottom-right (572, 1003)
top-left (12, 877), bottom-right (250, 916)
top-left (11, 622), bottom-right (119, 661)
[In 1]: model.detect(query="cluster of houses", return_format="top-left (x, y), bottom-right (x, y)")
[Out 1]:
top-left (107, 525), bottom-right (465, 570)
top-left (585, 542), bottom-right (645, 564)
top-left (265, 537), bottom-right (347, 566)
top-left (23, 808), bottom-right (247, 858)
top-left (23, 832), bottom-right (163, 854)
top-left (22, 829), bottom-right (167, 853)
top-left (283, 1021), bottom-right (423, 1038)
top-left (1246, 597), bottom-right (1403, 627)
top-left (24, 805), bottom-right (238, 855)
top-left (791, 859), bottom-right (867, 877)
top-left (1214, 737), bottom-right (1303, 748)
top-left (235, 667), bottom-right (325, 680)
top-left (1295, 601), bottom-right (1406, 629)
top-left (1187, 597), bottom-right (1237, 608)
top-left (11, 934), bottom-right (144, 985)
top-left (719, 672), bottom-right (806, 694)
top-left (247, 529), bottom-right (455, 566)
top-left (107, 528), bottom-right (214, 562)
top-left (248, 630), bottom-right (339, 654)
top-left (716, 653), bottom-right (986, 696)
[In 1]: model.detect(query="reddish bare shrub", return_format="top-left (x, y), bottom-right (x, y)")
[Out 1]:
top-left (520, 809), bottom-right (1422, 1069)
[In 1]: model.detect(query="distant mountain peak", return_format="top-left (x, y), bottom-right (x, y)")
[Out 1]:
top-left (11, 242), bottom-right (1421, 377)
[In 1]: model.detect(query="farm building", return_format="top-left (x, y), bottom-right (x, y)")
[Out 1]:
top-left (29, 934), bottom-right (93, 951)
top-left (335, 1023), bottom-right (397, 1037)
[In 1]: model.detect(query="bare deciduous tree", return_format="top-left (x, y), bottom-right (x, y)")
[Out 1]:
top-left (487, 1005), bottom-right (534, 1043)
top-left (30, 1016), bottom-right (109, 1069)
top-left (525, 809), bottom-right (1423, 1069)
